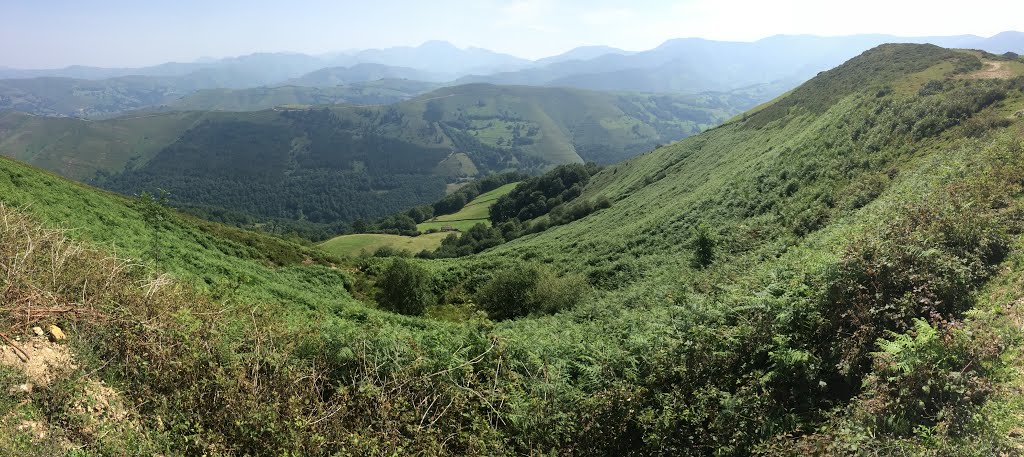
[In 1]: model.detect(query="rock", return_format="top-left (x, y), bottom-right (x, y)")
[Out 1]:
top-left (31, 327), bottom-right (44, 337)
top-left (47, 325), bottom-right (66, 341)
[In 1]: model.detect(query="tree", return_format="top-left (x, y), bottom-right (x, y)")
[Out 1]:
top-left (475, 263), bottom-right (588, 320)
top-left (375, 258), bottom-right (435, 316)
top-left (476, 265), bottom-right (540, 321)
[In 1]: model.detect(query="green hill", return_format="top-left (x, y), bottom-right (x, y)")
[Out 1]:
top-left (318, 232), bottom-right (452, 257)
top-left (417, 182), bottom-right (518, 231)
top-left (319, 182), bottom-right (520, 257)
top-left (3, 44), bottom-right (1024, 455)
top-left (1, 84), bottom-right (746, 233)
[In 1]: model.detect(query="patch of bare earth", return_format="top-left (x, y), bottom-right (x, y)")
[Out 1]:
top-left (2, 333), bottom-right (137, 449)
top-left (0, 335), bottom-right (75, 387)
top-left (962, 61), bottom-right (1014, 80)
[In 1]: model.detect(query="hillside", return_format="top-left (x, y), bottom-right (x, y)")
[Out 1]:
top-left (3, 44), bottom-right (1024, 455)
top-left (286, 63), bottom-right (445, 86)
top-left (319, 181), bottom-right (520, 257)
top-left (432, 44), bottom-right (1024, 452)
top-left (1, 84), bottom-right (745, 232)
top-left (0, 74), bottom-right (440, 119)
top-left (165, 79), bottom-right (441, 111)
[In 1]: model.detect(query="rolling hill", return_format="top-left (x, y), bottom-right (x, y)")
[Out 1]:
top-left (0, 84), bottom-right (748, 231)
top-left (286, 63), bottom-right (445, 86)
top-left (2, 43), bottom-right (1024, 455)
top-left (0, 72), bottom-right (441, 118)
top-left (165, 79), bottom-right (442, 112)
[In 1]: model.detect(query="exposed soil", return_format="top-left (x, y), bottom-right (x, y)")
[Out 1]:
top-left (962, 61), bottom-right (1015, 80)
top-left (0, 335), bottom-right (76, 386)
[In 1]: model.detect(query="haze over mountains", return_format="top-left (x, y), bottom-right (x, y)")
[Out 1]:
top-left (1, 32), bottom-right (1021, 118)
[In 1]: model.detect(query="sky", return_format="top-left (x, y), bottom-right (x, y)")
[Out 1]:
top-left (2, 0), bottom-right (1022, 69)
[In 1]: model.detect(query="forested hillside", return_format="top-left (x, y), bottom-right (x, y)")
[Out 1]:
top-left (3, 44), bottom-right (1024, 455)
top-left (1, 84), bottom-right (746, 235)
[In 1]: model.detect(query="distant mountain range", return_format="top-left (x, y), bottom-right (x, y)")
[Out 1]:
top-left (0, 33), bottom-right (1021, 118)
top-left (458, 32), bottom-right (1024, 93)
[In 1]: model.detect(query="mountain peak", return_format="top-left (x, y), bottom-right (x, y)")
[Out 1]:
top-left (418, 40), bottom-right (460, 50)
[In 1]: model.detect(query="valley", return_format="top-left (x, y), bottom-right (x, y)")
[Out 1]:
top-left (1, 84), bottom-right (739, 238)
top-left (2, 11), bottom-right (1024, 455)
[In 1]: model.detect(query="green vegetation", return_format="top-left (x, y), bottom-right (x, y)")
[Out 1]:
top-left (490, 162), bottom-right (603, 225)
top-left (318, 175), bottom-right (523, 258)
top-left (421, 163), bottom-right (611, 258)
top-left (167, 79), bottom-right (441, 111)
top-left (417, 181), bottom-right (518, 231)
top-left (376, 258), bottom-right (436, 315)
top-left (475, 263), bottom-right (589, 320)
top-left (318, 232), bottom-right (451, 257)
top-left (1, 84), bottom-right (737, 236)
top-left (4, 44), bottom-right (1024, 455)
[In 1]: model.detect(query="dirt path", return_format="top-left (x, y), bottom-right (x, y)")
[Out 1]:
top-left (964, 60), bottom-right (1014, 79)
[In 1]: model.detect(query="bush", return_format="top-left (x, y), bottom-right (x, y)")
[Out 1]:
top-left (689, 224), bottom-right (716, 269)
top-left (475, 263), bottom-right (588, 320)
top-left (856, 319), bottom-right (999, 436)
top-left (822, 183), bottom-right (1009, 382)
top-left (375, 258), bottom-right (435, 315)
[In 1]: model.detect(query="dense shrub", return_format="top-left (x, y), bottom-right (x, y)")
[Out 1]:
top-left (822, 179), bottom-right (1011, 384)
top-left (857, 319), bottom-right (999, 436)
top-left (375, 258), bottom-right (436, 315)
top-left (475, 263), bottom-right (588, 320)
top-left (689, 224), bottom-right (716, 268)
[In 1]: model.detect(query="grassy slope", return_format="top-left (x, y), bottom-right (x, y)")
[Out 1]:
top-left (0, 111), bottom-right (207, 180)
top-left (319, 182), bottom-right (520, 257)
top-left (433, 45), bottom-right (1024, 451)
top-left (0, 156), bottom-right (352, 310)
top-left (0, 158), bottom-right (503, 455)
top-left (418, 182), bottom-right (518, 230)
top-left (319, 232), bottom-right (451, 257)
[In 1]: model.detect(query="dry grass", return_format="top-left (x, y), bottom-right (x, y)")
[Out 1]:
top-left (0, 203), bottom-right (119, 333)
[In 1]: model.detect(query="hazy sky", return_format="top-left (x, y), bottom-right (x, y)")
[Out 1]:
top-left (2, 0), bottom-right (1022, 68)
